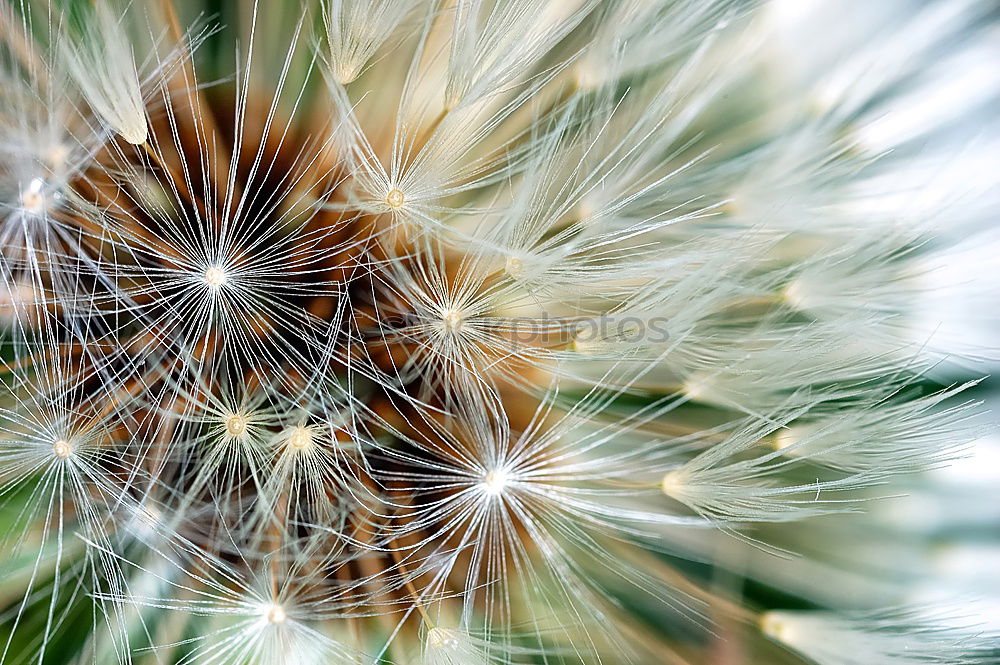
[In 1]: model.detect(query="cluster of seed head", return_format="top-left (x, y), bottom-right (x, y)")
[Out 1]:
top-left (0, 1), bottom-right (995, 665)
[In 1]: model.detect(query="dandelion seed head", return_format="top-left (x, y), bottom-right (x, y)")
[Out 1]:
top-left (1, 2), bottom-right (994, 663)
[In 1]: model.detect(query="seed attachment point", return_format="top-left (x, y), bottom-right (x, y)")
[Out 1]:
top-left (482, 468), bottom-right (509, 496)
top-left (759, 612), bottom-right (793, 642)
top-left (224, 413), bottom-right (250, 439)
top-left (19, 178), bottom-right (47, 214)
top-left (426, 627), bottom-right (460, 650)
top-left (203, 266), bottom-right (229, 289)
top-left (286, 426), bottom-right (314, 450)
top-left (441, 309), bottom-right (465, 332)
top-left (119, 119), bottom-right (148, 146)
top-left (660, 470), bottom-right (685, 499)
top-left (504, 256), bottom-right (525, 279)
top-left (262, 603), bottom-right (286, 625)
top-left (386, 188), bottom-right (406, 209)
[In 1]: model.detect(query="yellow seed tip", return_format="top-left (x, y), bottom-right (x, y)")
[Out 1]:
top-left (386, 188), bottom-right (405, 209)
top-left (52, 439), bottom-right (72, 458)
top-left (660, 470), bottom-right (684, 498)
top-left (225, 413), bottom-right (249, 438)
top-left (119, 119), bottom-right (148, 145)
top-left (772, 428), bottom-right (797, 451)
top-left (483, 469), bottom-right (508, 495)
top-left (204, 266), bottom-right (228, 288)
top-left (504, 256), bottom-right (524, 279)
top-left (264, 603), bottom-right (286, 624)
top-left (426, 627), bottom-right (458, 650)
top-left (442, 309), bottom-right (464, 332)
top-left (759, 612), bottom-right (791, 641)
top-left (287, 426), bottom-right (313, 449)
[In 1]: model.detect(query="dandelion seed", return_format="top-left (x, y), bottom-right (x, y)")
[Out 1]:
top-left (760, 608), bottom-right (996, 665)
top-left (322, 0), bottom-right (417, 84)
top-left (60, 2), bottom-right (148, 144)
top-left (421, 626), bottom-right (493, 665)
top-left (125, 504), bottom-right (163, 543)
top-left (681, 373), bottom-right (715, 403)
top-left (771, 427), bottom-right (799, 451)
top-left (782, 278), bottom-right (812, 310)
top-left (45, 144), bottom-right (71, 171)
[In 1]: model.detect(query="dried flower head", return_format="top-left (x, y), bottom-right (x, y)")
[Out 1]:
top-left (0, 1), bottom-right (997, 664)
